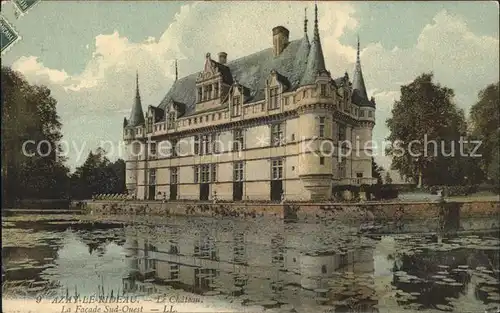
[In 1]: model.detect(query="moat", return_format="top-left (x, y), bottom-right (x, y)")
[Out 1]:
top-left (2, 213), bottom-right (499, 313)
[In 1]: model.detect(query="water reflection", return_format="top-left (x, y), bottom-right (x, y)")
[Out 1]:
top-left (2, 215), bottom-right (499, 312)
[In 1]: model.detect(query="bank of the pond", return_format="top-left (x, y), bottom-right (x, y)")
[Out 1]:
top-left (84, 199), bottom-right (499, 222)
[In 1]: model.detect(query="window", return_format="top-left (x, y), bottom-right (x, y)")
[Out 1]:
top-left (233, 129), bottom-right (244, 151)
top-left (201, 134), bottom-right (210, 155)
top-left (169, 247), bottom-right (179, 256)
top-left (232, 96), bottom-right (241, 116)
top-left (149, 169), bottom-right (156, 185)
top-left (214, 83), bottom-right (219, 98)
top-left (211, 133), bottom-right (219, 153)
top-left (233, 161), bottom-right (244, 181)
top-left (271, 123), bottom-right (284, 146)
top-left (320, 157), bottom-right (325, 165)
top-left (149, 142), bottom-right (157, 157)
top-left (338, 158), bottom-right (346, 178)
top-left (283, 96), bottom-right (289, 106)
top-left (194, 166), bottom-right (199, 183)
top-left (356, 172), bottom-right (363, 178)
top-left (320, 84), bottom-right (326, 97)
top-left (207, 84), bottom-right (213, 99)
top-left (147, 117), bottom-right (153, 133)
top-left (271, 158), bottom-right (283, 180)
top-left (167, 112), bottom-right (175, 129)
top-left (321, 265), bottom-right (327, 274)
top-left (211, 164), bottom-right (217, 182)
top-left (193, 135), bottom-right (200, 155)
top-left (197, 87), bottom-right (202, 102)
top-left (359, 110), bottom-right (365, 117)
top-left (200, 164), bottom-right (210, 183)
top-left (170, 264), bottom-right (179, 280)
top-left (170, 167), bottom-right (178, 184)
top-left (269, 87), bottom-right (279, 109)
top-left (368, 111), bottom-right (373, 117)
top-left (169, 139), bottom-right (178, 157)
top-left (203, 85), bottom-right (212, 101)
top-left (338, 124), bottom-right (346, 142)
top-left (319, 117), bottom-right (325, 137)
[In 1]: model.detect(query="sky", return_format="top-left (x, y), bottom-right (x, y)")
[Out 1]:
top-left (1, 1), bottom-right (499, 173)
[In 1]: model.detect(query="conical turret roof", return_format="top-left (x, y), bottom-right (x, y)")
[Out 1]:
top-left (301, 4), bottom-right (327, 85)
top-left (128, 71), bottom-right (145, 127)
top-left (352, 37), bottom-right (374, 107)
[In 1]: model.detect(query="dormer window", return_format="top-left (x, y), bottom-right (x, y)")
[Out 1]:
top-left (197, 87), bottom-right (202, 102)
top-left (203, 85), bottom-right (213, 101)
top-left (167, 112), bottom-right (175, 129)
top-left (269, 87), bottom-right (279, 110)
top-left (147, 116), bottom-right (153, 133)
top-left (320, 84), bottom-right (326, 97)
top-left (232, 96), bottom-right (241, 117)
top-left (214, 83), bottom-right (219, 98)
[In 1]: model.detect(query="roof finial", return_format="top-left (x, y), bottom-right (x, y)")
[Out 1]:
top-left (175, 59), bottom-right (178, 81)
top-left (357, 35), bottom-right (360, 63)
top-left (135, 70), bottom-right (140, 96)
top-left (304, 7), bottom-right (308, 34)
top-left (314, 2), bottom-right (319, 40)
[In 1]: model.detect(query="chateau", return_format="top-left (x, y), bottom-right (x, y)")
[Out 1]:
top-left (123, 5), bottom-right (376, 202)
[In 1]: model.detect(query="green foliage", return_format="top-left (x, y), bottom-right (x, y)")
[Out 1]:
top-left (370, 184), bottom-right (399, 200)
top-left (371, 158), bottom-right (384, 185)
top-left (1, 67), bottom-right (69, 205)
top-left (427, 185), bottom-right (478, 197)
top-left (386, 73), bottom-right (469, 187)
top-left (70, 148), bottom-right (126, 200)
top-left (385, 172), bottom-right (393, 184)
top-left (469, 82), bottom-right (499, 185)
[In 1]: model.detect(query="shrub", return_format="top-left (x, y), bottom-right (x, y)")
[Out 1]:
top-left (369, 184), bottom-right (399, 200)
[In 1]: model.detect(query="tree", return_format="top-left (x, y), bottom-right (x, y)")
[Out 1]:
top-left (70, 148), bottom-right (126, 199)
top-left (372, 158), bottom-right (384, 185)
top-left (386, 73), bottom-right (467, 187)
top-left (469, 82), bottom-right (499, 185)
top-left (1, 67), bottom-right (70, 206)
top-left (385, 172), bottom-right (393, 184)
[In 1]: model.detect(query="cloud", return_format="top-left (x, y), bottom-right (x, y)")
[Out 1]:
top-left (8, 4), bottom-right (499, 172)
top-left (12, 56), bottom-right (69, 83)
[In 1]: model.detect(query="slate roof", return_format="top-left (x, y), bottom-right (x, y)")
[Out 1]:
top-left (127, 73), bottom-right (145, 127)
top-left (351, 39), bottom-right (375, 108)
top-left (301, 5), bottom-right (328, 85)
top-left (158, 35), bottom-right (311, 117)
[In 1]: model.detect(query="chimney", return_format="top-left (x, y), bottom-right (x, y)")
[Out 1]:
top-left (272, 26), bottom-right (290, 56)
top-left (218, 52), bottom-right (227, 64)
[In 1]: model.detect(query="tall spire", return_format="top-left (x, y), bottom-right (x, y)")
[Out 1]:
top-left (352, 36), bottom-right (372, 107)
top-left (356, 35), bottom-right (360, 63)
top-left (304, 8), bottom-right (308, 34)
top-left (135, 70), bottom-right (140, 97)
top-left (128, 71), bottom-right (145, 127)
top-left (300, 3), bottom-right (327, 85)
top-left (313, 2), bottom-right (319, 41)
top-left (175, 59), bottom-right (178, 81)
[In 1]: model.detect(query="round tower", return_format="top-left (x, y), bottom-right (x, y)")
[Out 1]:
top-left (351, 37), bottom-right (376, 184)
top-left (297, 86), bottom-right (334, 201)
top-left (123, 72), bottom-right (146, 198)
top-left (124, 138), bottom-right (140, 197)
top-left (296, 4), bottom-right (333, 201)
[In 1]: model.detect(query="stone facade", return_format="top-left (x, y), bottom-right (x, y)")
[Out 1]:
top-left (123, 5), bottom-right (376, 202)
